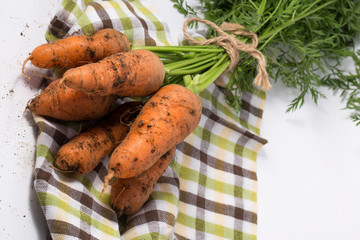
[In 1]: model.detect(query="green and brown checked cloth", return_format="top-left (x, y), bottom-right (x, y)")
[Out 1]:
top-left (33, 0), bottom-right (268, 239)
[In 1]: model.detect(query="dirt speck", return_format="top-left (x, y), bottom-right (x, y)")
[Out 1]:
top-left (20, 24), bottom-right (29, 37)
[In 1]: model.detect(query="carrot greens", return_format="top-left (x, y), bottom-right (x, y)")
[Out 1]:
top-left (171, 0), bottom-right (360, 125)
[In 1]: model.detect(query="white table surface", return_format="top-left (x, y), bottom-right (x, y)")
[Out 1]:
top-left (1, 1), bottom-right (359, 239)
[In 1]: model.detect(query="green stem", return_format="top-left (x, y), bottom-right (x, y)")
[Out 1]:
top-left (254, 0), bottom-right (282, 33)
top-left (257, 0), bottom-right (267, 15)
top-left (174, 53), bottom-right (223, 71)
top-left (201, 54), bottom-right (228, 78)
top-left (161, 59), bottom-right (177, 64)
top-left (132, 45), bottom-right (224, 53)
top-left (165, 74), bottom-right (184, 85)
top-left (248, 0), bottom-right (258, 10)
top-left (153, 52), bottom-right (182, 60)
top-left (165, 52), bottom-right (219, 73)
top-left (170, 60), bottom-right (218, 75)
top-left (258, 0), bottom-right (336, 50)
top-left (185, 56), bottom-right (231, 94)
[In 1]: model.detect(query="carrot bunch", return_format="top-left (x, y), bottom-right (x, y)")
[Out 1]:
top-left (25, 29), bottom-right (202, 217)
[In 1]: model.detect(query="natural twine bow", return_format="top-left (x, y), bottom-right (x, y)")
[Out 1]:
top-left (183, 18), bottom-right (272, 91)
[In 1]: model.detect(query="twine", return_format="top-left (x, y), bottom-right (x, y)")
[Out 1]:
top-left (182, 18), bottom-right (272, 91)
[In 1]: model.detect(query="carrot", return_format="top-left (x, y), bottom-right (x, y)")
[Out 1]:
top-left (104, 84), bottom-right (201, 186)
top-left (110, 147), bottom-right (176, 217)
top-left (54, 101), bottom-right (143, 175)
top-left (27, 79), bottom-right (116, 121)
top-left (22, 28), bottom-right (130, 74)
top-left (62, 49), bottom-right (165, 97)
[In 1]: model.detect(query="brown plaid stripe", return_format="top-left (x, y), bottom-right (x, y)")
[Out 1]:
top-left (179, 190), bottom-right (257, 224)
top-left (122, 0), bottom-right (157, 46)
top-left (47, 220), bottom-right (98, 240)
top-left (179, 138), bottom-right (258, 180)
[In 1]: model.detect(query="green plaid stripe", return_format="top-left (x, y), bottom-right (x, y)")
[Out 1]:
top-left (129, 0), bottom-right (171, 46)
top-left (37, 192), bottom-right (119, 237)
top-left (192, 126), bottom-right (259, 161)
top-left (32, 0), bottom-right (267, 239)
top-left (108, 1), bottom-right (135, 41)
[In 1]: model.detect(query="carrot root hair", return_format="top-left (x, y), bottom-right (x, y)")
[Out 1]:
top-left (111, 186), bottom-right (125, 209)
top-left (119, 105), bottom-right (143, 126)
top-left (49, 164), bottom-right (76, 174)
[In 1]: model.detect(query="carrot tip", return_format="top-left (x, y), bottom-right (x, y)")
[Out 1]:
top-left (22, 56), bottom-right (59, 82)
top-left (22, 56), bottom-right (32, 81)
top-left (49, 164), bottom-right (75, 174)
top-left (101, 170), bottom-right (115, 198)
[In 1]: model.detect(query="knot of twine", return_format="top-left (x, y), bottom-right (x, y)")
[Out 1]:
top-left (183, 18), bottom-right (272, 91)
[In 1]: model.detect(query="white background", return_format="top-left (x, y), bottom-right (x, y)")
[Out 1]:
top-left (0, 0), bottom-right (359, 239)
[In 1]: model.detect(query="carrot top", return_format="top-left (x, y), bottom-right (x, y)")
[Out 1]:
top-left (132, 18), bottom-right (271, 112)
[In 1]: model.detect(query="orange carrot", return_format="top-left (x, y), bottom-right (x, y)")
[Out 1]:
top-left (103, 84), bottom-right (201, 187)
top-left (27, 79), bottom-right (116, 121)
top-left (22, 28), bottom-right (130, 71)
top-left (110, 147), bottom-right (176, 216)
top-left (54, 101), bottom-right (143, 174)
top-left (62, 49), bottom-right (165, 97)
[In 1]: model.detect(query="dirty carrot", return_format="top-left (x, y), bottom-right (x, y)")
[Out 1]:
top-left (27, 79), bottom-right (116, 121)
top-left (110, 147), bottom-right (176, 216)
top-left (61, 49), bottom-right (165, 97)
top-left (22, 28), bottom-right (130, 77)
top-left (103, 84), bottom-right (201, 192)
top-left (54, 101), bottom-right (143, 174)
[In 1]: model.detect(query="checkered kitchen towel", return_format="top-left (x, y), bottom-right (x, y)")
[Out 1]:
top-left (33, 0), bottom-right (268, 239)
